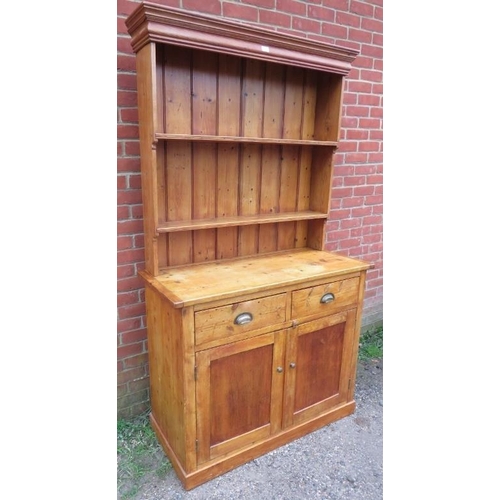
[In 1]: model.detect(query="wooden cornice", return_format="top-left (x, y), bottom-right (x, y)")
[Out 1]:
top-left (125, 2), bottom-right (358, 75)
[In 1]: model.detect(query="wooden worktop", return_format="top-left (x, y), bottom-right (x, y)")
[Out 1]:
top-left (140, 248), bottom-right (371, 308)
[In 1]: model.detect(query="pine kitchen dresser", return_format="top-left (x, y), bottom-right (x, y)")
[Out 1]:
top-left (125, 2), bottom-right (373, 489)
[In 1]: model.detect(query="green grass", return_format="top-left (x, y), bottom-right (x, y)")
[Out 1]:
top-left (358, 325), bottom-right (383, 360)
top-left (117, 411), bottom-right (171, 499)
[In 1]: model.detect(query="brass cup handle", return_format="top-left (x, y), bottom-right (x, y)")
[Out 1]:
top-left (234, 312), bottom-right (253, 325)
top-left (320, 292), bottom-right (335, 304)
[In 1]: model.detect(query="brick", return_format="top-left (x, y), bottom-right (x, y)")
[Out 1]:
top-left (117, 290), bottom-right (139, 307)
top-left (355, 164), bottom-right (379, 175)
top-left (333, 187), bottom-right (353, 199)
top-left (358, 94), bottom-right (380, 106)
top-left (334, 166), bottom-right (355, 176)
top-left (345, 152), bottom-right (368, 163)
top-left (117, 342), bottom-right (143, 360)
top-left (327, 229), bottom-right (350, 240)
top-left (117, 366), bottom-right (145, 386)
top-left (348, 27), bottom-right (372, 43)
top-left (346, 105), bottom-right (369, 117)
top-left (128, 377), bottom-right (150, 395)
top-left (348, 81), bottom-right (371, 93)
top-left (321, 23), bottom-right (348, 39)
top-left (117, 36), bottom-right (133, 55)
top-left (117, 124), bottom-right (139, 139)
top-left (351, 206), bottom-right (372, 217)
top-left (361, 44), bottom-right (383, 58)
top-left (341, 116), bottom-right (358, 128)
top-left (118, 73), bottom-right (137, 91)
top-left (339, 238), bottom-right (361, 249)
top-left (338, 140), bottom-right (359, 152)
top-left (365, 195), bottom-right (383, 205)
top-left (123, 353), bottom-right (149, 369)
top-left (368, 152), bottom-right (383, 162)
top-left (329, 209), bottom-right (351, 220)
top-left (117, 275), bottom-right (144, 292)
top-left (369, 130), bottom-right (383, 140)
top-left (335, 11), bottom-right (360, 27)
top-left (373, 33), bottom-right (383, 46)
top-left (118, 189), bottom-right (143, 205)
top-left (117, 175), bottom-right (127, 190)
top-left (117, 91), bottom-right (137, 107)
top-left (337, 40), bottom-right (361, 52)
top-left (117, 54), bottom-right (136, 72)
top-left (342, 92), bottom-right (356, 105)
top-left (361, 17), bottom-right (383, 33)
top-left (117, 389), bottom-right (149, 411)
top-left (362, 233), bottom-right (381, 244)
top-left (121, 328), bottom-right (147, 344)
top-left (307, 5), bottom-right (335, 22)
top-left (346, 129), bottom-right (369, 140)
top-left (120, 107), bottom-right (138, 123)
top-left (370, 107), bottom-right (383, 118)
top-left (118, 302), bottom-right (146, 320)
top-left (340, 218), bottom-right (361, 229)
top-left (223, 3), bottom-right (258, 22)
top-left (117, 315), bottom-right (142, 333)
top-left (374, 59), bottom-right (383, 71)
top-left (131, 205), bottom-right (144, 219)
top-left (342, 196), bottom-right (365, 207)
top-left (134, 234), bottom-right (145, 248)
top-left (128, 174), bottom-right (142, 189)
top-left (323, 0), bottom-right (349, 10)
top-left (350, 1), bottom-right (374, 17)
top-left (118, 236), bottom-right (134, 251)
top-left (259, 10), bottom-right (291, 28)
top-left (374, 6), bottom-right (383, 20)
top-left (242, 0), bottom-right (275, 7)
top-left (359, 118), bottom-right (380, 129)
top-left (124, 141), bottom-right (140, 156)
top-left (117, 383), bottom-right (128, 398)
top-left (118, 158), bottom-right (141, 174)
top-left (117, 264), bottom-right (136, 280)
top-left (353, 185), bottom-right (374, 196)
top-left (372, 83), bottom-right (383, 94)
top-left (117, 0), bottom-right (137, 17)
top-left (118, 248), bottom-right (147, 265)
top-left (183, 0), bottom-right (221, 15)
top-left (343, 175), bottom-right (366, 186)
top-left (354, 56), bottom-right (373, 69)
top-left (117, 206), bottom-right (130, 220)
top-left (359, 141), bottom-right (380, 152)
top-left (276, 0), bottom-right (306, 16)
top-left (292, 16), bottom-right (321, 33)
top-left (360, 69), bottom-right (382, 83)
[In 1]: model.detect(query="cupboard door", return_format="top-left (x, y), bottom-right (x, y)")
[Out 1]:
top-left (196, 331), bottom-right (286, 463)
top-left (283, 309), bottom-right (357, 428)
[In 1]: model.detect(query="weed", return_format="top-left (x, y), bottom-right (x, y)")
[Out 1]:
top-left (117, 411), bottom-right (171, 499)
top-left (358, 325), bottom-right (383, 360)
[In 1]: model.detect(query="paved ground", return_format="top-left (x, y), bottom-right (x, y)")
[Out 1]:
top-left (130, 358), bottom-right (382, 500)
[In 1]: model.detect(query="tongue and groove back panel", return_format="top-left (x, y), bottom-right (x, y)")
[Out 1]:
top-left (153, 45), bottom-right (344, 269)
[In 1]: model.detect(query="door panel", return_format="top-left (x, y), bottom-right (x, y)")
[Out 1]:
top-left (196, 331), bottom-right (285, 463)
top-left (283, 309), bottom-right (357, 427)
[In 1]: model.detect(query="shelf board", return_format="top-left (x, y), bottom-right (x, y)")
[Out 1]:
top-left (155, 133), bottom-right (338, 147)
top-left (157, 211), bottom-right (327, 233)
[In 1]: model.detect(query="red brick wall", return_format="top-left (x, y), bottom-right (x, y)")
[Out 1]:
top-left (117, 0), bottom-right (383, 418)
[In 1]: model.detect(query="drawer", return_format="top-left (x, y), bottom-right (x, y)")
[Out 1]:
top-left (291, 277), bottom-right (360, 320)
top-left (195, 293), bottom-right (287, 346)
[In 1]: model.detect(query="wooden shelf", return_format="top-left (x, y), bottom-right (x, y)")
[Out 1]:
top-left (156, 211), bottom-right (327, 233)
top-left (155, 133), bottom-right (338, 147)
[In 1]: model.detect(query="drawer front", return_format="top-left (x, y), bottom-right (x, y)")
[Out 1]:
top-left (195, 293), bottom-right (287, 346)
top-left (291, 277), bottom-right (360, 320)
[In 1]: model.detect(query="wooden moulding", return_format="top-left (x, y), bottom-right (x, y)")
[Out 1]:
top-left (125, 2), bottom-right (358, 75)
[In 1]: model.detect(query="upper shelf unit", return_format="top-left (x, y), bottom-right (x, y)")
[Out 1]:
top-left (126, 2), bottom-right (358, 275)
